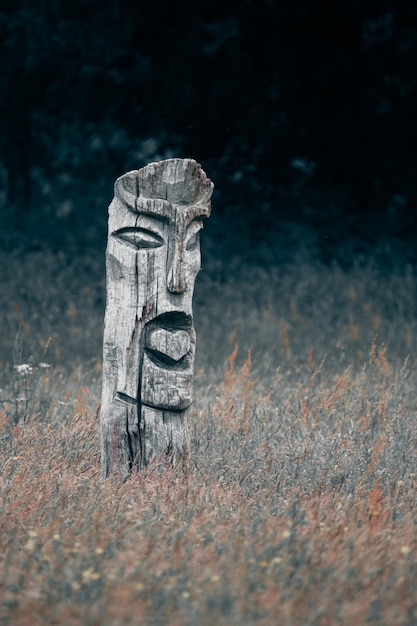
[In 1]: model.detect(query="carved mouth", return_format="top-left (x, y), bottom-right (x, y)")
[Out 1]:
top-left (144, 312), bottom-right (193, 369)
top-left (140, 311), bottom-right (195, 411)
top-left (146, 311), bottom-right (192, 332)
top-left (115, 312), bottom-right (195, 408)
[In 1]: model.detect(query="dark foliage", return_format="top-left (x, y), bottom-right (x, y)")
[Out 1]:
top-left (0, 0), bottom-right (416, 262)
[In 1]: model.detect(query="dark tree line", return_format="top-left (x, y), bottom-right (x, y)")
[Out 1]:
top-left (0, 0), bottom-right (416, 251)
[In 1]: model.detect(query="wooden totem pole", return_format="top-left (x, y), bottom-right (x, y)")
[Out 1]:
top-left (100, 158), bottom-right (213, 477)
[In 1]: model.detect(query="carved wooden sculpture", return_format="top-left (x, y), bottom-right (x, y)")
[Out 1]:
top-left (100, 159), bottom-right (213, 477)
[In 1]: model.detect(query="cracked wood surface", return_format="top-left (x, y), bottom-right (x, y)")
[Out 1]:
top-left (100, 159), bottom-right (213, 477)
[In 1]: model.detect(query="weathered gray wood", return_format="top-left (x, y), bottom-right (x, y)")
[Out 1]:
top-left (100, 158), bottom-right (213, 477)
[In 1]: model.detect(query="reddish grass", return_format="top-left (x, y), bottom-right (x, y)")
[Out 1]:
top-left (1, 341), bottom-right (417, 626)
top-left (1, 253), bottom-right (417, 624)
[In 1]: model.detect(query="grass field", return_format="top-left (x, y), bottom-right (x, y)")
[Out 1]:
top-left (1, 239), bottom-right (417, 625)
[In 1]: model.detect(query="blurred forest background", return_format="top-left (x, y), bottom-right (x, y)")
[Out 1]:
top-left (0, 0), bottom-right (416, 265)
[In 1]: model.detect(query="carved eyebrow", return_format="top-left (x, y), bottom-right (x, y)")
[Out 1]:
top-left (136, 197), bottom-right (210, 221)
top-left (138, 212), bottom-right (170, 225)
top-left (137, 212), bottom-right (205, 233)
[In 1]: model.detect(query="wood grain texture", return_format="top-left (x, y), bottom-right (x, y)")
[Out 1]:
top-left (100, 159), bottom-right (213, 477)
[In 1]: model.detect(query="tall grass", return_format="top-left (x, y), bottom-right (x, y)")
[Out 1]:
top-left (1, 244), bottom-right (417, 625)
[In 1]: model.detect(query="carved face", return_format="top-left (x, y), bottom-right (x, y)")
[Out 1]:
top-left (103, 162), bottom-right (212, 413)
top-left (110, 206), bottom-right (203, 311)
top-left (106, 205), bottom-right (202, 410)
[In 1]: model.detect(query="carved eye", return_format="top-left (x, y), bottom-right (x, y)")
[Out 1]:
top-left (186, 225), bottom-right (202, 251)
top-left (113, 227), bottom-right (164, 249)
top-left (186, 232), bottom-right (200, 251)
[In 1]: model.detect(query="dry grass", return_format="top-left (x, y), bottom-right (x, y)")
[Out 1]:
top-left (1, 249), bottom-right (417, 625)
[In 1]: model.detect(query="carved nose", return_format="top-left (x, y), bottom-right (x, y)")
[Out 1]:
top-left (167, 245), bottom-right (187, 294)
top-left (168, 271), bottom-right (187, 294)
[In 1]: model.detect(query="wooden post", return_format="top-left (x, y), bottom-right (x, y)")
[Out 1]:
top-left (100, 159), bottom-right (213, 477)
